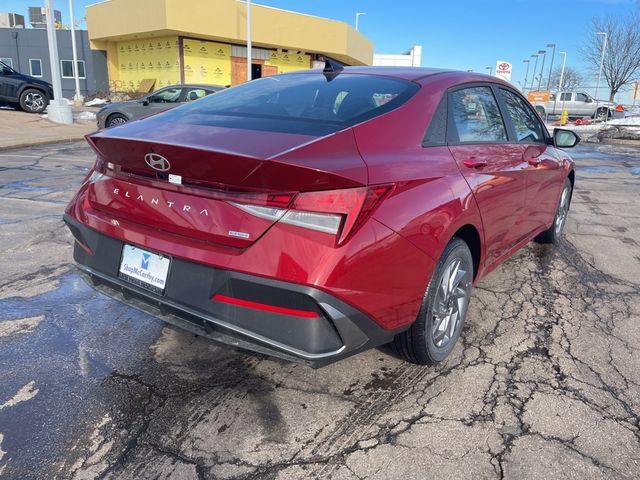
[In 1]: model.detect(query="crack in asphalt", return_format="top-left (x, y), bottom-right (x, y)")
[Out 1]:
top-left (1, 142), bottom-right (639, 479)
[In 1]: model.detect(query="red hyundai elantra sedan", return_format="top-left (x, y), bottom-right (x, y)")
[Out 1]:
top-left (64, 64), bottom-right (578, 367)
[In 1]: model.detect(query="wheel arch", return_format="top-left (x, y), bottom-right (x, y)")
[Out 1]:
top-left (567, 169), bottom-right (575, 204)
top-left (594, 106), bottom-right (612, 119)
top-left (17, 84), bottom-right (49, 100)
top-left (451, 224), bottom-right (482, 281)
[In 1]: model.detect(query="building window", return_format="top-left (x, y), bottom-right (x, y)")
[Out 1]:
top-left (0, 58), bottom-right (13, 69)
top-left (61, 60), bottom-right (86, 79)
top-left (29, 59), bottom-right (43, 77)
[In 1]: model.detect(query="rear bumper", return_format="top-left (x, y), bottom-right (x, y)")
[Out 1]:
top-left (64, 215), bottom-right (404, 367)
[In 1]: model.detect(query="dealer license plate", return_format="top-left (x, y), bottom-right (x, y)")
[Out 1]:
top-left (118, 244), bottom-right (170, 294)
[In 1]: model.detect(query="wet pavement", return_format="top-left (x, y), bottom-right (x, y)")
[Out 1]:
top-left (0, 142), bottom-right (639, 479)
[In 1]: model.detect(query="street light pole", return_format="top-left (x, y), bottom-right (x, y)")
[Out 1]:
top-left (595, 32), bottom-right (608, 101)
top-left (44, 0), bottom-right (72, 124)
top-left (246, 0), bottom-right (252, 82)
top-left (68, 0), bottom-right (82, 103)
top-left (530, 54), bottom-right (539, 92)
top-left (537, 50), bottom-right (546, 91)
top-left (545, 43), bottom-right (556, 91)
top-left (558, 51), bottom-right (567, 91)
top-left (522, 60), bottom-right (530, 93)
top-left (486, 66), bottom-right (493, 76)
top-left (355, 12), bottom-right (365, 31)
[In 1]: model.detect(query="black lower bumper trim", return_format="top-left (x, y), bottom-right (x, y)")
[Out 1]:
top-left (63, 215), bottom-right (402, 367)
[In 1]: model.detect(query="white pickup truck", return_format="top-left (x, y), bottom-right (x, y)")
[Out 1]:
top-left (531, 91), bottom-right (616, 120)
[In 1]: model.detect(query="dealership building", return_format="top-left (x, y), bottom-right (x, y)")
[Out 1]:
top-left (86, 0), bottom-right (374, 91)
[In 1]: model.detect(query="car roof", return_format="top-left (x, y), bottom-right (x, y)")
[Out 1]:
top-left (335, 66), bottom-right (454, 80)
top-left (291, 66), bottom-right (452, 81)
top-left (293, 66), bottom-right (514, 86)
top-left (158, 84), bottom-right (225, 90)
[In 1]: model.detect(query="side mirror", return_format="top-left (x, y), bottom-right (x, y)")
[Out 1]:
top-left (142, 99), bottom-right (150, 106)
top-left (586, 97), bottom-right (593, 103)
top-left (553, 128), bottom-right (580, 148)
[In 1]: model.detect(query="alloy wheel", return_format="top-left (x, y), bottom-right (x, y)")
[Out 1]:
top-left (431, 256), bottom-right (472, 348)
top-left (555, 185), bottom-right (570, 236)
top-left (108, 116), bottom-right (127, 127)
top-left (24, 92), bottom-right (45, 112)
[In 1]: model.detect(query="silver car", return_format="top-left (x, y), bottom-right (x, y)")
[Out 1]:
top-left (96, 84), bottom-right (224, 129)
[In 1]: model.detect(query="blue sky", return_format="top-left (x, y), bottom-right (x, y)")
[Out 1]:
top-left (4, 0), bottom-right (640, 101)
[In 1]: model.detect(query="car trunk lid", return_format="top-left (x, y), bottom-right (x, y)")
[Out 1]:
top-left (85, 121), bottom-right (368, 248)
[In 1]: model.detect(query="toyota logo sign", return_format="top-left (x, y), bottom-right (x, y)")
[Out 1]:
top-left (144, 153), bottom-right (170, 172)
top-left (495, 60), bottom-right (512, 81)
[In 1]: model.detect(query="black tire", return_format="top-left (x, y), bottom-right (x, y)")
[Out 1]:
top-left (393, 238), bottom-right (474, 365)
top-left (19, 88), bottom-right (48, 114)
top-left (593, 107), bottom-right (611, 121)
top-left (535, 178), bottom-right (572, 244)
top-left (106, 113), bottom-right (129, 128)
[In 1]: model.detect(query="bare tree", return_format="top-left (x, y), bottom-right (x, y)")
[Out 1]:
top-left (581, 12), bottom-right (640, 101)
top-left (549, 66), bottom-right (584, 91)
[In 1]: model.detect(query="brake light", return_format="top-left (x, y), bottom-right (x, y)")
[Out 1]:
top-left (230, 185), bottom-right (391, 244)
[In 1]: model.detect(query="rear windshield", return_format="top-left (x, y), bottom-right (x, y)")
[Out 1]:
top-left (160, 73), bottom-right (420, 136)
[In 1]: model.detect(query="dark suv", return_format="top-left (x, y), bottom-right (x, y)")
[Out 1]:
top-left (0, 61), bottom-right (53, 114)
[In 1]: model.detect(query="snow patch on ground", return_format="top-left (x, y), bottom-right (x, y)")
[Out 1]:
top-left (0, 381), bottom-right (39, 410)
top-left (609, 116), bottom-right (640, 125)
top-left (75, 111), bottom-right (96, 121)
top-left (548, 116), bottom-right (640, 140)
top-left (84, 98), bottom-right (107, 107)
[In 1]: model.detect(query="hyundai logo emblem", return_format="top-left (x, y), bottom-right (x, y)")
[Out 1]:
top-left (144, 153), bottom-right (170, 172)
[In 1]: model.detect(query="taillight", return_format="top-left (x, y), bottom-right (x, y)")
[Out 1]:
top-left (229, 185), bottom-right (392, 245)
top-left (229, 203), bottom-right (287, 222)
top-left (80, 158), bottom-right (108, 187)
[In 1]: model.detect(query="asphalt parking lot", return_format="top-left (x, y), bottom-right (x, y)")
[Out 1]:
top-left (0, 141), bottom-right (639, 480)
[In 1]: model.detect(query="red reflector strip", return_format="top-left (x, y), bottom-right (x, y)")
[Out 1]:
top-left (75, 239), bottom-right (93, 255)
top-left (212, 294), bottom-right (320, 318)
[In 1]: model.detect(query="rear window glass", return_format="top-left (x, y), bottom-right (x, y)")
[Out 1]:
top-left (159, 73), bottom-right (419, 136)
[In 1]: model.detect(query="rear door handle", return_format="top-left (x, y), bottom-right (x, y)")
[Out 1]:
top-left (463, 158), bottom-right (487, 169)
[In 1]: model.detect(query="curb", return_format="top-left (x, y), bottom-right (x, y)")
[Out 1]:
top-left (600, 138), bottom-right (640, 147)
top-left (0, 135), bottom-right (88, 152)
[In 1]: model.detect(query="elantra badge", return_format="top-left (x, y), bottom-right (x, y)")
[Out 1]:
top-left (144, 153), bottom-right (170, 172)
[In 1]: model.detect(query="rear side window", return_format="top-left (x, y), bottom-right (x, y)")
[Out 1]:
top-left (185, 88), bottom-right (209, 102)
top-left (161, 73), bottom-right (419, 136)
top-left (449, 86), bottom-right (507, 143)
top-left (500, 88), bottom-right (545, 144)
top-left (423, 94), bottom-right (447, 146)
top-left (150, 87), bottom-right (182, 103)
top-left (560, 92), bottom-right (572, 101)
